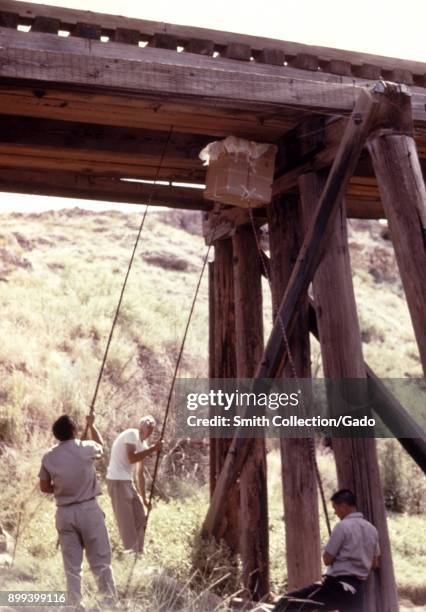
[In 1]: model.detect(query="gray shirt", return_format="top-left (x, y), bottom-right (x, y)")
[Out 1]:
top-left (39, 439), bottom-right (102, 506)
top-left (325, 512), bottom-right (380, 580)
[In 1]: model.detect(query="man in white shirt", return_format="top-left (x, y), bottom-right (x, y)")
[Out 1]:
top-left (106, 416), bottom-right (162, 553)
top-left (273, 489), bottom-right (380, 611)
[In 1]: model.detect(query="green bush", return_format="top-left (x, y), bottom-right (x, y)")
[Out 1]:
top-left (379, 439), bottom-right (426, 514)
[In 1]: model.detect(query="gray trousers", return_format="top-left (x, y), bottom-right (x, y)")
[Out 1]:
top-left (107, 480), bottom-right (146, 553)
top-left (55, 498), bottom-right (117, 606)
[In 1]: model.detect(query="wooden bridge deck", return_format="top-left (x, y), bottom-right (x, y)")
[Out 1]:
top-left (0, 0), bottom-right (425, 217)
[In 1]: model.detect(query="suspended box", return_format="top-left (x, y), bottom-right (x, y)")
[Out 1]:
top-left (200, 136), bottom-right (277, 208)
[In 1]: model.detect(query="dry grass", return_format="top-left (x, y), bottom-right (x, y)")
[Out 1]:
top-left (0, 210), bottom-right (425, 609)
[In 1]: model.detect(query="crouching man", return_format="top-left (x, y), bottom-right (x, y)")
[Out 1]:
top-left (274, 489), bottom-right (380, 612)
top-left (39, 414), bottom-right (117, 608)
top-left (106, 416), bottom-right (162, 553)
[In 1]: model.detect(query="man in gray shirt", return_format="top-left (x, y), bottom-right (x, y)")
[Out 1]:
top-left (273, 489), bottom-right (380, 611)
top-left (39, 414), bottom-right (117, 608)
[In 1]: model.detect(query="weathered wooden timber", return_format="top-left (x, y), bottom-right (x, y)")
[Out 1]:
top-left (368, 119), bottom-right (426, 374)
top-left (2, 1), bottom-right (426, 85)
top-left (209, 239), bottom-right (240, 553)
top-left (0, 27), bottom-right (425, 123)
top-left (0, 168), bottom-right (211, 210)
top-left (268, 193), bottom-right (321, 590)
top-left (299, 170), bottom-right (398, 612)
top-left (232, 225), bottom-right (269, 599)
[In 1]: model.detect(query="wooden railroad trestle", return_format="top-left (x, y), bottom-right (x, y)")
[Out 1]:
top-left (1, 3), bottom-right (426, 611)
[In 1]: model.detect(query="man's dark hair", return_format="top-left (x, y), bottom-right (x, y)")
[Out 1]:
top-left (331, 489), bottom-right (357, 506)
top-left (52, 415), bottom-right (77, 441)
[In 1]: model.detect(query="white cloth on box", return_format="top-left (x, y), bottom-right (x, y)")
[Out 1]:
top-left (199, 135), bottom-right (277, 166)
top-left (106, 428), bottom-right (148, 480)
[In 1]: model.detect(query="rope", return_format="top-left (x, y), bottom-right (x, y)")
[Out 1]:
top-left (124, 220), bottom-right (218, 599)
top-left (248, 208), bottom-right (331, 535)
top-left (82, 126), bottom-right (174, 440)
top-left (145, 236), bottom-right (214, 525)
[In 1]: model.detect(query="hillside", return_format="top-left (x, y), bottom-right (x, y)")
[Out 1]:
top-left (0, 206), bottom-right (425, 610)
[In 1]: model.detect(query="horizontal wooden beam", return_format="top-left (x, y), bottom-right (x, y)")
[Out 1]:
top-left (0, 115), bottom-right (209, 164)
top-left (202, 195), bottom-right (384, 242)
top-left (0, 27), bottom-right (425, 122)
top-left (0, 167), bottom-right (210, 210)
top-left (0, 115), bottom-right (208, 181)
top-left (2, 0), bottom-right (426, 84)
top-left (0, 83), bottom-right (301, 140)
top-left (274, 116), bottom-right (426, 196)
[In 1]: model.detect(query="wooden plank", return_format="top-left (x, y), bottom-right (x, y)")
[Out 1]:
top-left (355, 64), bottom-right (382, 79)
top-left (368, 132), bottom-right (426, 374)
top-left (324, 59), bottom-right (352, 76)
top-left (0, 167), bottom-right (210, 210)
top-left (0, 27), bottom-right (411, 118)
top-left (274, 115), bottom-right (426, 199)
top-left (0, 85), bottom-right (303, 140)
top-left (232, 224), bottom-right (269, 600)
top-left (4, 1), bottom-right (425, 80)
top-left (31, 16), bottom-right (60, 34)
top-left (256, 48), bottom-right (285, 66)
top-left (203, 196), bottom-right (384, 242)
top-left (345, 196), bottom-right (383, 218)
top-left (113, 28), bottom-right (140, 45)
top-left (0, 29), bottom-right (426, 129)
top-left (290, 54), bottom-right (319, 71)
top-left (0, 149), bottom-right (204, 182)
top-left (267, 193), bottom-right (321, 590)
top-left (299, 170), bottom-right (398, 612)
top-left (202, 87), bottom-right (381, 538)
top-left (0, 115), bottom-right (208, 176)
top-left (185, 38), bottom-right (215, 56)
top-left (223, 43), bottom-right (251, 61)
top-left (0, 10), bottom-right (18, 28)
top-left (72, 22), bottom-right (102, 40)
top-left (387, 68), bottom-right (414, 85)
top-left (148, 33), bottom-right (178, 50)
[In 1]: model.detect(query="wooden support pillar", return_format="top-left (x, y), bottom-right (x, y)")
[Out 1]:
top-left (268, 194), bottom-right (321, 590)
top-left (209, 239), bottom-right (239, 552)
top-left (232, 225), bottom-right (269, 600)
top-left (209, 260), bottom-right (216, 498)
top-left (367, 133), bottom-right (426, 375)
top-left (299, 171), bottom-right (398, 612)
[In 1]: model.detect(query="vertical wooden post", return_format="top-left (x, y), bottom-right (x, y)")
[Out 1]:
top-left (368, 133), bottom-right (426, 374)
top-left (232, 224), bottom-right (269, 600)
top-left (299, 171), bottom-right (398, 612)
top-left (209, 239), bottom-right (239, 552)
top-left (209, 260), bottom-right (217, 499)
top-left (268, 194), bottom-right (322, 590)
